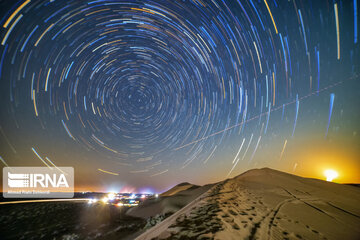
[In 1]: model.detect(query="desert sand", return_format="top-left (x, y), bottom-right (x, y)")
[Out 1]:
top-left (127, 182), bottom-right (213, 219)
top-left (135, 168), bottom-right (360, 240)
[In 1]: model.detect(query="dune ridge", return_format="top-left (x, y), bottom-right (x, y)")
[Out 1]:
top-left (135, 168), bottom-right (360, 240)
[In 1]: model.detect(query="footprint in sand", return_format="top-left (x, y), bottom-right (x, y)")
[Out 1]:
top-left (232, 223), bottom-right (240, 230)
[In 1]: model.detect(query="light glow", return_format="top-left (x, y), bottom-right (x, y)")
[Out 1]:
top-left (324, 169), bottom-right (338, 182)
top-left (108, 192), bottom-right (116, 200)
top-left (88, 198), bottom-right (98, 204)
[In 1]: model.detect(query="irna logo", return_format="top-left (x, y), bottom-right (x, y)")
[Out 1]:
top-left (8, 172), bottom-right (69, 188)
top-left (3, 167), bottom-right (74, 198)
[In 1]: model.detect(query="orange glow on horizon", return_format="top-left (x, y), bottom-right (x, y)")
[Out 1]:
top-left (285, 144), bottom-right (360, 184)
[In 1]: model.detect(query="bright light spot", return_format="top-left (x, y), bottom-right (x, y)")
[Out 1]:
top-left (117, 202), bottom-right (123, 207)
top-left (108, 192), bottom-right (116, 200)
top-left (155, 194), bottom-right (159, 198)
top-left (324, 169), bottom-right (338, 182)
top-left (101, 197), bottom-right (108, 203)
top-left (88, 198), bottom-right (98, 204)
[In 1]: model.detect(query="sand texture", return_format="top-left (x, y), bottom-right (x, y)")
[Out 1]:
top-left (135, 168), bottom-right (360, 240)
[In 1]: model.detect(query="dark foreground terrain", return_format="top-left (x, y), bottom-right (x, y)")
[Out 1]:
top-left (1, 168), bottom-right (359, 240)
top-left (0, 202), bottom-right (146, 240)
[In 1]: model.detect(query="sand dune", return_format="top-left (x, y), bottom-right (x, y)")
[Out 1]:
top-left (135, 168), bottom-right (360, 240)
top-left (126, 183), bottom-right (213, 219)
top-left (161, 182), bottom-right (199, 197)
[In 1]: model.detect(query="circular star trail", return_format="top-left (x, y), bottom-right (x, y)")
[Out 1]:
top-left (0, 0), bottom-right (358, 179)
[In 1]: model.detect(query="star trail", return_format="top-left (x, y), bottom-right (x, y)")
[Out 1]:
top-left (0, 0), bottom-right (359, 191)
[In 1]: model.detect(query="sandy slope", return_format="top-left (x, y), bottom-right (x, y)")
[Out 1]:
top-left (135, 168), bottom-right (360, 240)
top-left (161, 182), bottom-right (198, 197)
top-left (127, 183), bottom-right (213, 219)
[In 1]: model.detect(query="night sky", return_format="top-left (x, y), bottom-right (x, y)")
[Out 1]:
top-left (0, 0), bottom-right (359, 193)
